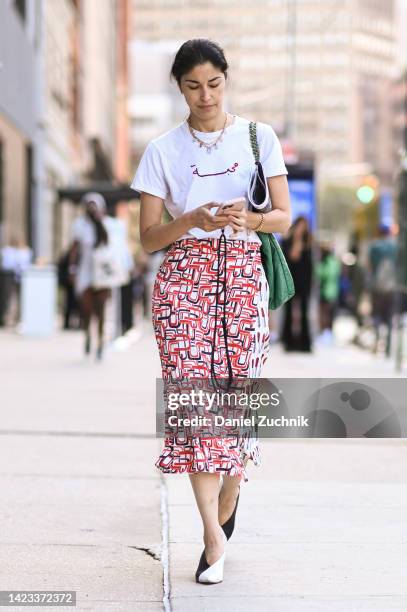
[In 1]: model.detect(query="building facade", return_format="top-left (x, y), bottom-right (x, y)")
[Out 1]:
top-left (131, 0), bottom-right (399, 198)
top-left (0, 0), bottom-right (39, 251)
top-left (0, 0), bottom-right (130, 263)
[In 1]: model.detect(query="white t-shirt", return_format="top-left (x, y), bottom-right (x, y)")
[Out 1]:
top-left (130, 114), bottom-right (288, 243)
top-left (1, 246), bottom-right (33, 280)
top-left (70, 214), bottom-right (132, 295)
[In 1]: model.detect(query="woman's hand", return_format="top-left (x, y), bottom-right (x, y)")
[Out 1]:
top-left (289, 237), bottom-right (303, 261)
top-left (223, 202), bottom-right (249, 233)
top-left (189, 202), bottom-right (230, 233)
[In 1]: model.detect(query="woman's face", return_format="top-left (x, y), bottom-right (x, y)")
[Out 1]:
top-left (86, 202), bottom-right (103, 220)
top-left (180, 62), bottom-right (226, 120)
top-left (294, 218), bottom-right (308, 236)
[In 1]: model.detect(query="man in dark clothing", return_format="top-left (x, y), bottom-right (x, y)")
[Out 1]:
top-left (58, 248), bottom-right (80, 330)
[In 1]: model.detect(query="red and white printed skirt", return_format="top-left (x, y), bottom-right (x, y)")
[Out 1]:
top-left (151, 237), bottom-right (270, 482)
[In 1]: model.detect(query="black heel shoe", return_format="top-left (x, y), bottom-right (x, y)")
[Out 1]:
top-left (219, 486), bottom-right (240, 541)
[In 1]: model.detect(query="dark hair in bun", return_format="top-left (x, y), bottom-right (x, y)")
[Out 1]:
top-left (170, 38), bottom-right (228, 88)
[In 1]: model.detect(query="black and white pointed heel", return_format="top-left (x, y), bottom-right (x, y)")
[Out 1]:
top-left (195, 530), bottom-right (227, 584)
top-left (220, 486), bottom-right (240, 541)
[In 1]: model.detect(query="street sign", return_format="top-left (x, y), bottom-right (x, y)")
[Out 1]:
top-left (379, 189), bottom-right (393, 229)
top-left (287, 177), bottom-right (316, 231)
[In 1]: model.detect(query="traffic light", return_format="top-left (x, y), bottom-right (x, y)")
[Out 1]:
top-left (353, 174), bottom-right (380, 240)
top-left (356, 175), bottom-right (379, 204)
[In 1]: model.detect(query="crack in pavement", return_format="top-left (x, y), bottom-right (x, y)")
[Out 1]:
top-left (128, 545), bottom-right (161, 562)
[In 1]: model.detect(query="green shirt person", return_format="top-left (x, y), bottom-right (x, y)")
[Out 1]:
top-left (315, 250), bottom-right (341, 302)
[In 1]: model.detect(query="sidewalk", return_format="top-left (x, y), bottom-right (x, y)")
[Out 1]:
top-left (164, 336), bottom-right (407, 611)
top-left (0, 321), bottom-right (164, 611)
top-left (1, 323), bottom-right (407, 611)
top-left (167, 439), bottom-right (407, 611)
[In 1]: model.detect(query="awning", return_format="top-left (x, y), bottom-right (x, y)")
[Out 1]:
top-left (57, 182), bottom-right (140, 205)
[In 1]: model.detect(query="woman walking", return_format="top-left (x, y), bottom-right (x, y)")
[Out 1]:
top-left (281, 216), bottom-right (313, 352)
top-left (131, 39), bottom-right (291, 583)
top-left (69, 192), bottom-right (116, 360)
top-left (315, 241), bottom-right (341, 344)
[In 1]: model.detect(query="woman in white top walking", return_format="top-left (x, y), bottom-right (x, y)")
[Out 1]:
top-left (131, 38), bottom-right (291, 584)
top-left (69, 193), bottom-right (115, 360)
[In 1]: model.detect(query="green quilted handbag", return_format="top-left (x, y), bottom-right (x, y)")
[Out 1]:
top-left (248, 122), bottom-right (295, 309)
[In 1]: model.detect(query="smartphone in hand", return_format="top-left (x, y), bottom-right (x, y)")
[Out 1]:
top-left (215, 197), bottom-right (246, 215)
top-left (215, 197), bottom-right (246, 236)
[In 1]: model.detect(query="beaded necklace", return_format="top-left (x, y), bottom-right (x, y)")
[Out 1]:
top-left (187, 113), bottom-right (235, 154)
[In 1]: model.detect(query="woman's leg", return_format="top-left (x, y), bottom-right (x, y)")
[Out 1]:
top-left (93, 288), bottom-right (110, 357)
top-left (218, 474), bottom-right (242, 525)
top-left (189, 472), bottom-right (225, 565)
top-left (299, 293), bottom-right (312, 351)
top-left (79, 288), bottom-right (93, 352)
top-left (320, 300), bottom-right (331, 332)
top-left (281, 299), bottom-right (293, 349)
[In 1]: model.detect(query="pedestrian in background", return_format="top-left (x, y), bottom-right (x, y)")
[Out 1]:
top-left (338, 243), bottom-right (366, 333)
top-left (0, 236), bottom-right (33, 327)
top-left (315, 241), bottom-right (341, 345)
top-left (280, 216), bottom-right (313, 352)
top-left (57, 246), bottom-right (80, 330)
top-left (367, 224), bottom-right (398, 357)
top-left (68, 193), bottom-right (118, 360)
top-left (132, 251), bottom-right (149, 323)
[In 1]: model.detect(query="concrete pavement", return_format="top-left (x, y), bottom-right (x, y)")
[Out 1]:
top-left (167, 440), bottom-right (407, 611)
top-left (0, 321), bottom-right (164, 611)
top-left (1, 321), bottom-right (407, 611)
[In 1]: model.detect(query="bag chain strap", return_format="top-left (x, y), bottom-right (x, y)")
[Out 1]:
top-left (249, 122), bottom-right (260, 163)
top-left (210, 121), bottom-right (261, 392)
top-left (210, 229), bottom-right (234, 392)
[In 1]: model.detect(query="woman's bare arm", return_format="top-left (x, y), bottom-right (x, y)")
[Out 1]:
top-left (67, 240), bottom-right (80, 284)
top-left (246, 174), bottom-right (292, 234)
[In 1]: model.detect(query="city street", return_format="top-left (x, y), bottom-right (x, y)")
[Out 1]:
top-left (2, 1), bottom-right (407, 610)
top-left (1, 322), bottom-right (407, 611)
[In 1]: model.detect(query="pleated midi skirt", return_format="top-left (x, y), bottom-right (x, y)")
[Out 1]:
top-left (151, 237), bottom-right (270, 482)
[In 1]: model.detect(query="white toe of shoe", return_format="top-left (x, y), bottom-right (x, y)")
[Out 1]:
top-left (196, 531), bottom-right (227, 584)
